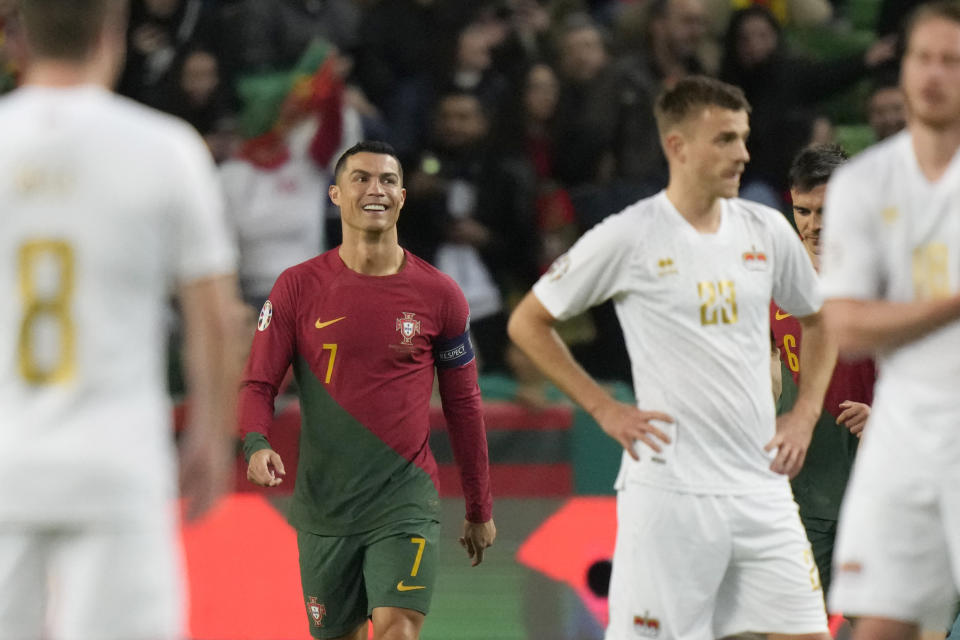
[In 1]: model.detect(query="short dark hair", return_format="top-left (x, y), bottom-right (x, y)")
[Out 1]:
top-left (19, 0), bottom-right (124, 60)
top-left (905, 1), bottom-right (960, 47)
top-left (654, 75), bottom-right (751, 135)
top-left (333, 141), bottom-right (403, 183)
top-left (788, 144), bottom-right (848, 192)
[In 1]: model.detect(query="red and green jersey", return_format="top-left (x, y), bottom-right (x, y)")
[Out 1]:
top-left (770, 301), bottom-right (875, 520)
top-left (239, 248), bottom-right (493, 535)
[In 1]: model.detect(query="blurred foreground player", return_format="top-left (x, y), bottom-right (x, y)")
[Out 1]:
top-left (822, 3), bottom-right (960, 638)
top-left (239, 141), bottom-right (495, 640)
top-left (0, 1), bottom-right (244, 638)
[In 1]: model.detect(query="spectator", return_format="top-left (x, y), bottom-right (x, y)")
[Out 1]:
top-left (866, 76), bottom-right (907, 142)
top-left (552, 14), bottom-right (618, 188)
top-left (118, 0), bottom-right (223, 107)
top-left (490, 0), bottom-right (555, 86)
top-left (155, 46), bottom-right (238, 162)
top-left (352, 0), bottom-right (479, 157)
top-left (217, 0), bottom-right (360, 74)
top-left (439, 21), bottom-right (510, 115)
top-left (402, 90), bottom-right (510, 372)
top-left (613, 0), bottom-right (709, 189)
top-left (703, 0), bottom-right (833, 36)
top-left (222, 54), bottom-right (362, 307)
top-left (720, 6), bottom-right (896, 206)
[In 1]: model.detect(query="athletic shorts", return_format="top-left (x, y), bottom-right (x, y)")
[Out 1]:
top-left (830, 389), bottom-right (960, 628)
top-left (0, 516), bottom-right (183, 640)
top-left (297, 518), bottom-right (439, 639)
top-left (800, 516), bottom-right (838, 599)
top-left (604, 483), bottom-right (827, 640)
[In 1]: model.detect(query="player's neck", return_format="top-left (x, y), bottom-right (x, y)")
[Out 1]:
top-left (805, 247), bottom-right (820, 273)
top-left (664, 183), bottom-right (723, 233)
top-left (338, 232), bottom-right (405, 276)
top-left (910, 119), bottom-right (960, 183)
top-left (23, 59), bottom-right (112, 89)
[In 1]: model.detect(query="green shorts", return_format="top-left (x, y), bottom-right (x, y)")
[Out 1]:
top-left (799, 515), bottom-right (837, 598)
top-left (297, 519), bottom-right (440, 639)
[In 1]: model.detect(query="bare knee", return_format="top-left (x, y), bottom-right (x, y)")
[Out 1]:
top-left (371, 606), bottom-right (425, 640)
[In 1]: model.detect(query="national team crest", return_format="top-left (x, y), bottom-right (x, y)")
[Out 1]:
top-left (258, 300), bottom-right (273, 331)
top-left (742, 246), bottom-right (768, 271)
top-left (396, 312), bottom-right (421, 345)
top-left (632, 612), bottom-right (661, 638)
top-left (307, 596), bottom-right (326, 627)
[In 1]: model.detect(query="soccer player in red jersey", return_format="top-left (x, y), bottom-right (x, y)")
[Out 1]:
top-left (771, 144), bottom-right (875, 604)
top-left (238, 141), bottom-right (496, 640)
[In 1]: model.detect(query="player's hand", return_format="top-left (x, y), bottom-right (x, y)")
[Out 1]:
top-left (765, 407), bottom-right (817, 478)
top-left (179, 427), bottom-right (233, 522)
top-left (459, 518), bottom-right (496, 567)
top-left (837, 400), bottom-right (870, 437)
top-left (247, 448), bottom-right (286, 487)
top-left (593, 399), bottom-right (673, 460)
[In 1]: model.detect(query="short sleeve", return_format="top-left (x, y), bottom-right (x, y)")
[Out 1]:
top-left (769, 206), bottom-right (823, 317)
top-left (170, 123), bottom-right (237, 282)
top-left (532, 213), bottom-right (634, 320)
top-left (819, 163), bottom-right (884, 301)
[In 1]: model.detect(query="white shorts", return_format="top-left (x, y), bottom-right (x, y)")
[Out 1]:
top-left (830, 390), bottom-right (960, 628)
top-left (0, 513), bottom-right (184, 640)
top-left (605, 483), bottom-right (827, 640)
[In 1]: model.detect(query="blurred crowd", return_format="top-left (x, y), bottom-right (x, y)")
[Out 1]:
top-left (0, 0), bottom-right (918, 388)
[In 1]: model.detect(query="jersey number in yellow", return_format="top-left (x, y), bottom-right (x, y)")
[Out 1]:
top-left (912, 243), bottom-right (950, 300)
top-left (18, 240), bottom-right (76, 385)
top-left (698, 280), bottom-right (738, 326)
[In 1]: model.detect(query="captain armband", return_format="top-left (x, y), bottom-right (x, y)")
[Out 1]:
top-left (433, 330), bottom-right (475, 369)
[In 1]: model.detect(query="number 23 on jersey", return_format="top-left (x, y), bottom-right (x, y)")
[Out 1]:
top-left (698, 280), bottom-right (738, 326)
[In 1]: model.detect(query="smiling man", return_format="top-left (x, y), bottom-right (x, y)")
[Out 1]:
top-left (509, 76), bottom-right (835, 639)
top-left (238, 141), bottom-right (496, 640)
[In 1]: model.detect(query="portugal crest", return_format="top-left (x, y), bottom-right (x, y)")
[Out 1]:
top-left (257, 300), bottom-right (273, 331)
top-left (307, 596), bottom-right (326, 627)
top-left (396, 312), bottom-right (422, 345)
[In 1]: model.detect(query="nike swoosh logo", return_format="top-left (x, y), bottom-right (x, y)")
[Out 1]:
top-left (396, 581), bottom-right (425, 592)
top-left (315, 316), bottom-right (346, 329)
top-left (774, 310), bottom-right (792, 320)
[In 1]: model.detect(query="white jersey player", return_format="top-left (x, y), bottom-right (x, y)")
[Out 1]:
top-left (0, 1), bottom-right (243, 639)
top-left (509, 76), bottom-right (837, 640)
top-left (821, 3), bottom-right (960, 638)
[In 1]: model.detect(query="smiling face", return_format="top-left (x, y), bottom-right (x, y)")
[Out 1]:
top-left (329, 152), bottom-right (406, 237)
top-left (790, 183), bottom-right (825, 263)
top-left (671, 107), bottom-right (751, 199)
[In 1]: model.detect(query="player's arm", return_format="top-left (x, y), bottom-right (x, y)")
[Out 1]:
top-left (179, 273), bottom-right (247, 521)
top-left (238, 281), bottom-right (297, 488)
top-left (766, 310), bottom-right (836, 478)
top-left (507, 293), bottom-right (672, 460)
top-left (436, 360), bottom-right (496, 566)
top-left (823, 296), bottom-right (960, 357)
top-left (768, 195), bottom-right (838, 477)
top-left (435, 293), bottom-right (495, 566)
